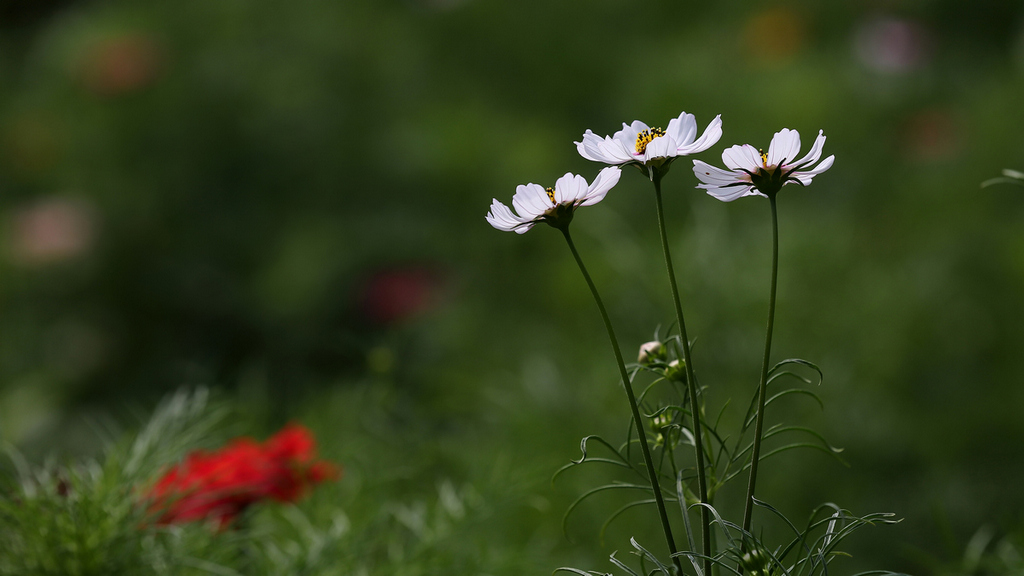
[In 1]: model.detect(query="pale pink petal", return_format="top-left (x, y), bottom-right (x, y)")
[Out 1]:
top-left (643, 134), bottom-right (677, 161)
top-left (789, 130), bottom-right (826, 169)
top-left (790, 154), bottom-right (835, 185)
top-left (513, 221), bottom-right (538, 234)
top-left (693, 160), bottom-right (745, 186)
top-left (722, 144), bottom-right (761, 172)
top-left (576, 131), bottom-right (632, 164)
top-left (703, 184), bottom-right (762, 202)
top-left (677, 114), bottom-right (723, 155)
top-left (485, 199), bottom-right (526, 232)
top-left (767, 128), bottom-right (801, 166)
top-left (596, 136), bottom-right (635, 163)
top-left (612, 122), bottom-right (641, 150)
top-left (512, 184), bottom-right (551, 220)
top-left (554, 172), bottom-right (587, 204)
top-left (580, 166), bottom-right (621, 206)
top-left (666, 112), bottom-right (697, 147)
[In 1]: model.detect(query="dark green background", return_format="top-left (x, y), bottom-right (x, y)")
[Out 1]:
top-left (2, 1), bottom-right (1023, 573)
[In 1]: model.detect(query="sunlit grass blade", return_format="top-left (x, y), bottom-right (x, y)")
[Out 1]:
top-left (631, 537), bottom-right (676, 575)
top-left (554, 567), bottom-right (612, 576)
top-left (608, 551), bottom-right (643, 576)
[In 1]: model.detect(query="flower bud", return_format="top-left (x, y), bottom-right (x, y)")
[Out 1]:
top-left (664, 359), bottom-right (686, 382)
top-left (650, 412), bottom-right (675, 447)
top-left (741, 548), bottom-right (772, 576)
top-left (650, 412), bottom-right (671, 433)
top-left (637, 340), bottom-right (666, 364)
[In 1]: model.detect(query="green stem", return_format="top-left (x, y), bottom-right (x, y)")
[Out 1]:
top-left (560, 227), bottom-right (683, 575)
top-left (741, 194), bottom-right (779, 535)
top-left (653, 176), bottom-right (712, 575)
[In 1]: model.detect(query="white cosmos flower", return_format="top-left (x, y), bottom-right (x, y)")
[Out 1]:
top-left (576, 112), bottom-right (723, 173)
top-left (486, 167), bottom-right (621, 234)
top-left (692, 128), bottom-right (835, 201)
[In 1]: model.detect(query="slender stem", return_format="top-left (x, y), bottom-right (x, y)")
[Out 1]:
top-left (741, 195), bottom-right (780, 535)
top-left (560, 227), bottom-right (683, 575)
top-left (653, 176), bottom-right (712, 575)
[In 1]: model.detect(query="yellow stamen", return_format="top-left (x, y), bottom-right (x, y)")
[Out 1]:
top-left (759, 148), bottom-right (768, 167)
top-left (545, 187), bottom-right (556, 203)
top-left (635, 128), bottom-right (666, 155)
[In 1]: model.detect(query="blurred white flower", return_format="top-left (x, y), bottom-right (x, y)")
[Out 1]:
top-left (692, 128), bottom-right (834, 201)
top-left (486, 167), bottom-right (621, 233)
top-left (576, 112), bottom-right (722, 175)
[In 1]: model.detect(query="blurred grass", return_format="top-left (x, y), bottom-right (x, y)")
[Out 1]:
top-left (1, 0), bottom-right (1024, 573)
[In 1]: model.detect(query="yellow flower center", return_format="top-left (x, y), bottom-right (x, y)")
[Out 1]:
top-left (545, 187), bottom-right (556, 203)
top-left (759, 148), bottom-right (769, 167)
top-left (635, 128), bottom-right (666, 155)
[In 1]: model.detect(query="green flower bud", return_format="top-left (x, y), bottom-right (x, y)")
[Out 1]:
top-left (650, 412), bottom-right (671, 433)
top-left (649, 411), bottom-right (674, 447)
top-left (741, 548), bottom-right (772, 576)
top-left (637, 340), bottom-right (666, 364)
top-left (664, 359), bottom-right (686, 382)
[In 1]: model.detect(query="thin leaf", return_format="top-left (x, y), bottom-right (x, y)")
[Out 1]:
top-left (609, 551), bottom-right (643, 576)
top-left (631, 538), bottom-right (675, 575)
top-left (768, 359), bottom-right (824, 386)
top-left (554, 568), bottom-right (610, 576)
top-left (562, 483), bottom-right (653, 540)
top-left (599, 500), bottom-right (657, 546)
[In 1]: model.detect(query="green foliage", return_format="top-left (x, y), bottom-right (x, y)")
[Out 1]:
top-left (2, 1), bottom-right (1024, 573)
top-left (982, 170), bottom-right (1024, 188)
top-left (0, 389), bottom-right (228, 575)
top-left (554, 341), bottom-right (894, 576)
top-left (0, 387), bottom-right (557, 575)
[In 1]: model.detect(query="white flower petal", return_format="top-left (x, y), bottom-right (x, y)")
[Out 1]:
top-left (580, 166), bottom-right (621, 206)
top-left (576, 131), bottom-right (611, 162)
top-left (790, 130), bottom-right (826, 169)
top-left (612, 122), bottom-right (641, 150)
top-left (643, 134), bottom-right (677, 162)
top-left (554, 172), bottom-right (587, 204)
top-left (628, 120), bottom-right (650, 135)
top-left (512, 183), bottom-right (551, 220)
top-left (576, 131), bottom-right (633, 164)
top-left (692, 160), bottom-right (744, 186)
top-left (485, 199), bottom-right (527, 232)
top-left (598, 137), bottom-right (635, 164)
top-left (703, 184), bottom-right (761, 202)
top-left (791, 154), bottom-right (835, 185)
top-left (767, 128), bottom-right (801, 166)
top-left (677, 114), bottom-right (723, 155)
top-left (666, 112), bottom-right (697, 147)
top-left (722, 144), bottom-right (761, 172)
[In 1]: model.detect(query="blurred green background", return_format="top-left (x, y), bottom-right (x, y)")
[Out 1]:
top-left (1, 0), bottom-right (1023, 573)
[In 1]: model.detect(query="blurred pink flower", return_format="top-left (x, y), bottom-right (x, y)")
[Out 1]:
top-left (8, 197), bottom-right (96, 265)
top-left (853, 16), bottom-right (931, 75)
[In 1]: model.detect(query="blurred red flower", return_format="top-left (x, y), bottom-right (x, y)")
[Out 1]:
top-left (79, 33), bottom-right (164, 97)
top-left (145, 424), bottom-right (340, 527)
top-left (359, 266), bottom-right (445, 325)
